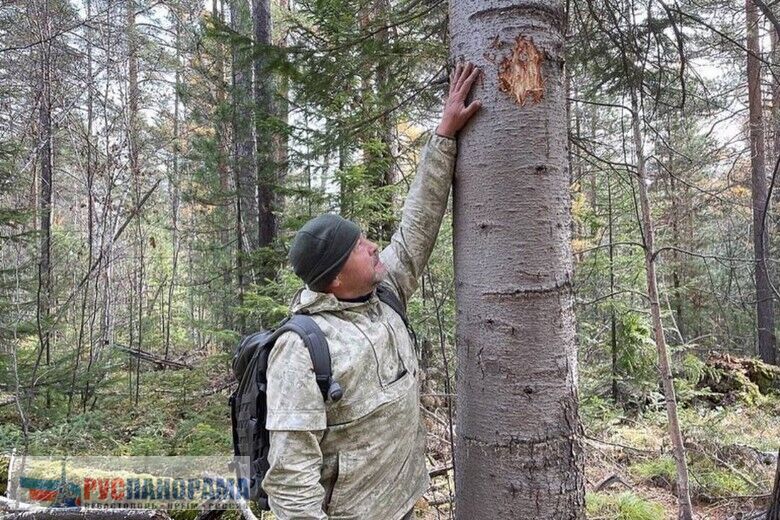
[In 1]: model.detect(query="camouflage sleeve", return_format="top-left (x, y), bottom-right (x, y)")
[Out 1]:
top-left (266, 331), bottom-right (327, 431)
top-left (264, 430), bottom-right (328, 520)
top-left (379, 134), bottom-right (456, 306)
top-left (263, 332), bottom-right (328, 519)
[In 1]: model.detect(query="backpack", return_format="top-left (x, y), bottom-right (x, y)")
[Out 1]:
top-left (229, 284), bottom-right (412, 510)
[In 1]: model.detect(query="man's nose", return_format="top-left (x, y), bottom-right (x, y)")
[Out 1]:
top-left (367, 240), bottom-right (378, 254)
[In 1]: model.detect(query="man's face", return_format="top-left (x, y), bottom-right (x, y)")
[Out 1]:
top-left (333, 235), bottom-right (386, 296)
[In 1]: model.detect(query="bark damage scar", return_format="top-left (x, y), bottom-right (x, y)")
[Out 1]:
top-left (498, 36), bottom-right (545, 106)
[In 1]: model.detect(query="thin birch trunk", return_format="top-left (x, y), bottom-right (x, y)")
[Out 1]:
top-left (630, 92), bottom-right (694, 520)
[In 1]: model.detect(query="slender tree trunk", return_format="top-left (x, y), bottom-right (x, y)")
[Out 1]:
top-left (608, 175), bottom-right (618, 403)
top-left (166, 14), bottom-right (181, 361)
top-left (630, 93), bottom-right (694, 520)
top-left (85, 0), bottom-right (116, 410)
top-left (127, 0), bottom-right (144, 405)
top-left (253, 0), bottom-right (277, 282)
top-left (69, 0), bottom-right (96, 418)
top-left (375, 0), bottom-right (396, 243)
top-left (37, 1), bottom-right (54, 410)
top-left (232, 0), bottom-right (259, 258)
top-left (747, 0), bottom-right (777, 365)
top-left (773, 27), bottom-right (780, 176)
top-left (451, 2), bottom-right (584, 517)
top-left (273, 0), bottom-right (289, 235)
top-left (212, 0), bottom-right (233, 336)
top-left (231, 0), bottom-right (254, 331)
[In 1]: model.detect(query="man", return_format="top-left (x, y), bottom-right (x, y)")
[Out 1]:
top-left (263, 62), bottom-right (481, 520)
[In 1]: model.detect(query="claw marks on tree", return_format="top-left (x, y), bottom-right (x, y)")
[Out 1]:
top-left (487, 35), bottom-right (545, 106)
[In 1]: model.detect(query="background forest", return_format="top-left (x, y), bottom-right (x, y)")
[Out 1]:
top-left (2, 0), bottom-right (780, 518)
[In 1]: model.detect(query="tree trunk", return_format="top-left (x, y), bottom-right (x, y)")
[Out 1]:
top-left (450, 2), bottom-right (585, 517)
top-left (35, 0), bottom-right (54, 410)
top-left (608, 175), bottom-right (618, 403)
top-left (253, 0), bottom-right (277, 282)
top-left (127, 0), bottom-right (144, 405)
top-left (69, 0), bottom-right (96, 418)
top-left (231, 0), bottom-right (255, 330)
top-left (232, 0), bottom-right (259, 258)
top-left (630, 92), bottom-right (694, 520)
top-left (166, 14), bottom-right (181, 361)
top-left (747, 0), bottom-right (777, 365)
top-left (213, 0), bottom-right (233, 337)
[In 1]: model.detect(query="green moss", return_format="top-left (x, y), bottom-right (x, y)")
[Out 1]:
top-left (586, 491), bottom-right (666, 520)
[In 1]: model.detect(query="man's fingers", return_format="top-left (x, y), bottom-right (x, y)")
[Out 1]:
top-left (457, 67), bottom-right (481, 96)
top-left (456, 62), bottom-right (474, 92)
top-left (463, 100), bottom-right (482, 119)
top-left (451, 62), bottom-right (463, 92)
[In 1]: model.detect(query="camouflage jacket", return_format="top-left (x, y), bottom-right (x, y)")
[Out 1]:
top-left (262, 134), bottom-right (456, 520)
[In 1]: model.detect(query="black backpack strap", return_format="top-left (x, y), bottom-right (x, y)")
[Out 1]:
top-left (376, 283), bottom-right (417, 347)
top-left (278, 315), bottom-right (343, 402)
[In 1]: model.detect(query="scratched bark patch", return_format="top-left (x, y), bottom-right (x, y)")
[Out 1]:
top-left (498, 36), bottom-right (545, 106)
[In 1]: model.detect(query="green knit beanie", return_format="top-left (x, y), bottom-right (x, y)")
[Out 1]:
top-left (288, 214), bottom-right (361, 292)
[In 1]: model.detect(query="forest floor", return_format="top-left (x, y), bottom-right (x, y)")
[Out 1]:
top-left (0, 350), bottom-right (778, 519)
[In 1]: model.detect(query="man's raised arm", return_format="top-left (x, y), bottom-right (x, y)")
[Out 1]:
top-left (380, 62), bottom-right (482, 305)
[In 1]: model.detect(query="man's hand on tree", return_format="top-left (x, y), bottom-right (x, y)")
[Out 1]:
top-left (436, 61), bottom-right (483, 139)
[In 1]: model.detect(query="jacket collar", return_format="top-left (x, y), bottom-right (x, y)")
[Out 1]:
top-left (290, 287), bottom-right (378, 314)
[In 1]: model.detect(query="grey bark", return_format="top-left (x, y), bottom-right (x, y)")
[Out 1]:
top-left (630, 92), bottom-right (694, 520)
top-left (747, 0), bottom-right (777, 365)
top-left (450, 1), bottom-right (585, 518)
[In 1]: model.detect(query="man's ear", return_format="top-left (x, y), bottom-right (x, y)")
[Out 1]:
top-left (328, 275), bottom-right (342, 290)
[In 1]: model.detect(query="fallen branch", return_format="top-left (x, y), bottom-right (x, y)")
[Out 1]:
top-left (113, 344), bottom-right (191, 370)
top-left (584, 434), bottom-right (657, 455)
top-left (594, 473), bottom-right (632, 492)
